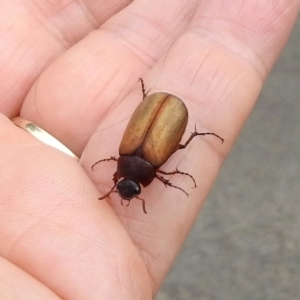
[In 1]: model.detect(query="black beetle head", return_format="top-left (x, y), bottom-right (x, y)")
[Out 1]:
top-left (116, 179), bottom-right (141, 200)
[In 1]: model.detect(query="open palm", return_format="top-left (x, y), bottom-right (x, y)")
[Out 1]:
top-left (0, 1), bottom-right (298, 299)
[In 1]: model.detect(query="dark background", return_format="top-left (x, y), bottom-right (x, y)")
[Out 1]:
top-left (156, 18), bottom-right (300, 300)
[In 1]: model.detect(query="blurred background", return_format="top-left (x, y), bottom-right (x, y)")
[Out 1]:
top-left (156, 18), bottom-right (300, 300)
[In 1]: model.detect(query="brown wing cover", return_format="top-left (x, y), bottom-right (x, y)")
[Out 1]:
top-left (119, 93), bottom-right (188, 168)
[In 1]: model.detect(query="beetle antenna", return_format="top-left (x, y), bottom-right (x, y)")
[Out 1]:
top-left (120, 198), bottom-right (131, 207)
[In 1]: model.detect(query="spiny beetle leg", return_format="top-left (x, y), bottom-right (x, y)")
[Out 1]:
top-left (91, 156), bottom-right (118, 170)
top-left (177, 125), bottom-right (224, 151)
top-left (138, 78), bottom-right (151, 99)
top-left (155, 174), bottom-right (189, 197)
top-left (157, 168), bottom-right (197, 188)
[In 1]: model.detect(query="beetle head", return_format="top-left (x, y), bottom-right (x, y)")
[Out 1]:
top-left (116, 179), bottom-right (141, 200)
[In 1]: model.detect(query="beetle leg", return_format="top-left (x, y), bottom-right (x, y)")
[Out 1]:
top-left (157, 168), bottom-right (197, 188)
top-left (91, 156), bottom-right (118, 170)
top-left (98, 172), bottom-right (118, 200)
top-left (155, 174), bottom-right (189, 197)
top-left (138, 78), bottom-right (151, 99)
top-left (98, 185), bottom-right (117, 200)
top-left (112, 171), bottom-right (118, 184)
top-left (177, 125), bottom-right (224, 150)
top-left (135, 196), bottom-right (147, 214)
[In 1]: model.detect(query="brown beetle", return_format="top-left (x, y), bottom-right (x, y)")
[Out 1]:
top-left (92, 79), bottom-right (223, 213)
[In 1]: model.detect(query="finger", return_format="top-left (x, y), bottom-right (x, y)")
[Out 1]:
top-left (83, 0), bottom-right (300, 292)
top-left (21, 0), bottom-right (199, 155)
top-left (0, 116), bottom-right (152, 299)
top-left (0, 257), bottom-right (61, 300)
top-left (0, 0), bottom-right (131, 116)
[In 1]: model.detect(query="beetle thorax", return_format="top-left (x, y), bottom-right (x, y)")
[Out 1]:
top-left (117, 155), bottom-right (156, 187)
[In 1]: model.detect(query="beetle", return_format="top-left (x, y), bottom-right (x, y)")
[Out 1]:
top-left (92, 79), bottom-right (224, 213)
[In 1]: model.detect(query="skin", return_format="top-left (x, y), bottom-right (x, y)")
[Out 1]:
top-left (0, 0), bottom-right (299, 299)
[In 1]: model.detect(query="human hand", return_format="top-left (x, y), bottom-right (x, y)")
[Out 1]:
top-left (1, 1), bottom-right (299, 299)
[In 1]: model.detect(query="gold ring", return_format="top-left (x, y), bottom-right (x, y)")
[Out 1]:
top-left (12, 117), bottom-right (79, 161)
